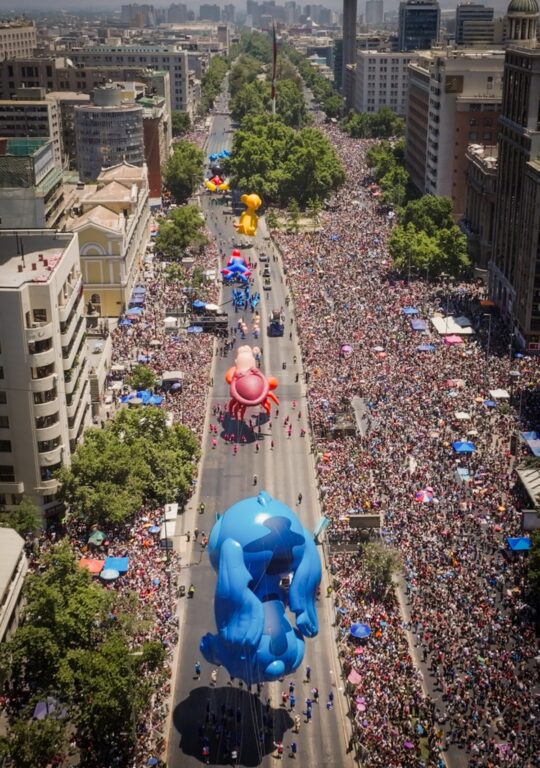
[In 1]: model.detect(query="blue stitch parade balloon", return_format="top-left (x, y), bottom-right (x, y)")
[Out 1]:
top-left (200, 491), bottom-right (321, 685)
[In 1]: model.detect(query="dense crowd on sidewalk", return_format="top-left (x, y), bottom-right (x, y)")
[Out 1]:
top-left (274, 126), bottom-right (540, 767)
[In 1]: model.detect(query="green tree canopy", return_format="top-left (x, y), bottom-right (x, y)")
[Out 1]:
top-left (200, 55), bottom-right (229, 112)
top-left (230, 79), bottom-right (269, 122)
top-left (400, 195), bottom-right (455, 237)
top-left (155, 204), bottom-right (208, 259)
top-left (58, 407), bottom-right (199, 526)
top-left (0, 496), bottom-right (41, 536)
top-left (361, 541), bottom-right (402, 598)
top-left (162, 140), bottom-right (204, 203)
top-left (171, 111), bottom-right (191, 137)
top-left (342, 108), bottom-right (405, 139)
top-left (4, 717), bottom-right (67, 768)
top-left (226, 114), bottom-right (344, 207)
top-left (126, 364), bottom-right (156, 392)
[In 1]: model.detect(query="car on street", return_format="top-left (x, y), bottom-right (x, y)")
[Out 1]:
top-left (259, 253), bottom-right (269, 263)
top-left (263, 277), bottom-right (272, 290)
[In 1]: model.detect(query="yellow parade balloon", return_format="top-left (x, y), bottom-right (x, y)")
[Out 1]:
top-left (219, 182), bottom-right (230, 191)
top-left (205, 180), bottom-right (217, 192)
top-left (234, 193), bottom-right (262, 237)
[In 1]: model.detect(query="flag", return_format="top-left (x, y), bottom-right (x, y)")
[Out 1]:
top-left (271, 22), bottom-right (277, 103)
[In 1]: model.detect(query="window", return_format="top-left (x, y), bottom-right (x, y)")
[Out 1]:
top-left (0, 367), bottom-right (3, 379)
top-left (33, 387), bottom-right (57, 405)
top-left (0, 465), bottom-right (15, 482)
top-left (36, 413), bottom-right (59, 429)
top-left (32, 364), bottom-right (55, 380)
top-left (33, 308), bottom-right (47, 323)
top-left (0, 440), bottom-right (11, 452)
top-left (37, 436), bottom-right (61, 453)
top-left (0, 416), bottom-right (8, 428)
top-left (0, 391), bottom-right (6, 404)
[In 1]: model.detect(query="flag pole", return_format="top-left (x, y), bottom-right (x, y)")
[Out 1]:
top-left (271, 23), bottom-right (277, 116)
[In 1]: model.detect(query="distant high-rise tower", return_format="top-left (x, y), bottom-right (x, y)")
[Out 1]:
top-left (398, 0), bottom-right (440, 51)
top-left (455, 3), bottom-right (494, 45)
top-left (365, 0), bottom-right (384, 26)
top-left (489, 0), bottom-right (540, 350)
top-left (342, 0), bottom-right (358, 90)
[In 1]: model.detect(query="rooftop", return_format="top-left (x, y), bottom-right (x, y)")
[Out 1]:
top-left (85, 180), bottom-right (135, 204)
top-left (0, 231), bottom-right (75, 289)
top-left (68, 204), bottom-right (124, 233)
top-left (0, 137), bottom-right (48, 157)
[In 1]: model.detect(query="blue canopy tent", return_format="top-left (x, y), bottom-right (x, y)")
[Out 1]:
top-left (149, 394), bottom-right (163, 406)
top-left (209, 153), bottom-right (218, 161)
top-left (350, 623), bottom-right (371, 639)
top-left (411, 318), bottom-right (427, 331)
top-left (187, 325), bottom-right (203, 333)
top-left (417, 343), bottom-right (435, 352)
top-left (452, 441), bottom-right (476, 453)
top-left (100, 568), bottom-right (120, 581)
top-left (520, 431), bottom-right (540, 457)
top-left (507, 537), bottom-right (531, 552)
top-left (484, 399), bottom-right (497, 408)
top-left (402, 306), bottom-right (419, 316)
top-left (119, 318), bottom-right (132, 327)
top-left (127, 306), bottom-right (143, 315)
top-left (192, 299), bottom-right (206, 311)
top-left (104, 556), bottom-right (129, 574)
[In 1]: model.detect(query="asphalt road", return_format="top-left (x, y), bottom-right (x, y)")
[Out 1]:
top-left (167, 97), bottom-right (354, 768)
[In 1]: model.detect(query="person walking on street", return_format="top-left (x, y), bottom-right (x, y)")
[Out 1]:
top-left (195, 661), bottom-right (201, 679)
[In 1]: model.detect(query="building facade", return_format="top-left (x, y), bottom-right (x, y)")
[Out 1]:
top-left (455, 3), bottom-right (495, 45)
top-left (463, 143), bottom-right (498, 269)
top-left (0, 20), bottom-right (36, 60)
top-left (0, 229), bottom-right (89, 517)
top-left (489, 0), bottom-right (540, 350)
top-left (0, 138), bottom-right (73, 231)
top-left (366, 0), bottom-right (384, 26)
top-left (75, 87), bottom-right (145, 181)
top-left (0, 528), bottom-right (28, 643)
top-left (406, 48), bottom-right (504, 215)
top-left (0, 89), bottom-right (63, 166)
top-left (67, 162), bottom-right (150, 318)
top-left (398, 0), bottom-right (440, 52)
top-left (67, 46), bottom-right (192, 114)
top-left (342, 0), bottom-right (358, 90)
top-left (355, 50), bottom-right (413, 115)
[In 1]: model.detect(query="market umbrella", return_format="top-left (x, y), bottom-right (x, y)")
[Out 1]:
top-left (149, 525), bottom-right (161, 534)
top-left (401, 306), bottom-right (419, 315)
top-left (171, 382), bottom-right (182, 391)
top-left (350, 623), bottom-right (371, 639)
top-left (127, 306), bottom-right (143, 315)
top-left (147, 758), bottom-right (159, 767)
top-left (119, 318), bottom-right (132, 327)
top-left (100, 568), bottom-right (120, 581)
top-left (483, 399), bottom-right (497, 408)
top-left (417, 344), bottom-right (435, 352)
top-left (192, 299), bottom-right (206, 309)
top-left (88, 530), bottom-right (106, 546)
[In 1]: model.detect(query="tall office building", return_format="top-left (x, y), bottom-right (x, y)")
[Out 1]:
top-left (200, 4), bottom-right (221, 21)
top-left (366, 0), bottom-right (384, 26)
top-left (355, 51), bottom-right (414, 115)
top-left (0, 20), bottom-right (36, 59)
top-left (121, 4), bottom-right (157, 27)
top-left (0, 229), bottom-right (90, 518)
top-left (489, 0), bottom-right (540, 350)
top-left (398, 0), bottom-right (440, 52)
top-left (75, 85), bottom-right (145, 181)
top-left (168, 3), bottom-right (188, 22)
top-left (455, 3), bottom-right (495, 45)
top-left (0, 89), bottom-right (63, 166)
top-left (342, 0), bottom-right (358, 90)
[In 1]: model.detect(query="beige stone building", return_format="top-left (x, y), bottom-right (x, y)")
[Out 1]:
top-left (0, 528), bottom-right (28, 642)
top-left (66, 162), bottom-right (150, 318)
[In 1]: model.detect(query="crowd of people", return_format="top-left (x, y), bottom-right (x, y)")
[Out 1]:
top-left (273, 125), bottom-right (540, 767)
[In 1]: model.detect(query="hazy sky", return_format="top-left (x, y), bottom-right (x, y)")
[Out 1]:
top-left (0, 0), bottom-right (513, 14)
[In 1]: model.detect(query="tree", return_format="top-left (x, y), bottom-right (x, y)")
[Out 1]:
top-left (287, 199), bottom-right (301, 234)
top-left (266, 208), bottom-right (279, 230)
top-left (388, 223), bottom-right (440, 275)
top-left (307, 198), bottom-right (322, 231)
top-left (6, 717), bottom-right (67, 768)
top-left (164, 263), bottom-right (185, 284)
top-left (162, 141), bottom-right (204, 203)
top-left (342, 108), bottom-right (404, 139)
top-left (230, 80), bottom-right (269, 123)
top-left (401, 196), bottom-right (455, 237)
top-left (155, 204), bottom-right (208, 259)
top-left (0, 496), bottom-right (41, 536)
top-left (126, 364), bottom-right (156, 392)
top-left (434, 226), bottom-right (471, 276)
top-left (171, 111), bottom-right (191, 137)
top-left (276, 78), bottom-right (307, 128)
top-left (361, 541), bottom-right (402, 598)
top-left (379, 165), bottom-right (409, 207)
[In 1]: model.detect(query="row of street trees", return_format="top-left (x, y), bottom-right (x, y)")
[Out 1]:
top-left (286, 47), bottom-right (343, 119)
top-left (0, 542), bottom-right (166, 768)
top-left (200, 54), bottom-right (230, 113)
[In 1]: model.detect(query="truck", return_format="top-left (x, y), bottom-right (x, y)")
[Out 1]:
top-left (268, 309), bottom-right (284, 337)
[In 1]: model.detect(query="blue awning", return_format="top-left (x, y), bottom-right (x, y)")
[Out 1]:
top-left (402, 306), bottom-right (419, 315)
top-left (411, 318), bottom-right (427, 331)
top-left (104, 556), bottom-right (129, 573)
top-left (507, 537), bottom-right (531, 552)
top-left (452, 441), bottom-right (476, 453)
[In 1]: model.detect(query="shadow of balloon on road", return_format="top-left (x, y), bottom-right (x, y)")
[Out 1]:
top-left (172, 685), bottom-right (294, 766)
top-left (220, 414), bottom-right (266, 444)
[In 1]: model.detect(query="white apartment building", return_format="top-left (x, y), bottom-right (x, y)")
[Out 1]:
top-left (0, 20), bottom-right (36, 60)
top-left (0, 230), bottom-right (90, 519)
top-left (355, 51), bottom-right (415, 115)
top-left (68, 45), bottom-right (194, 114)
